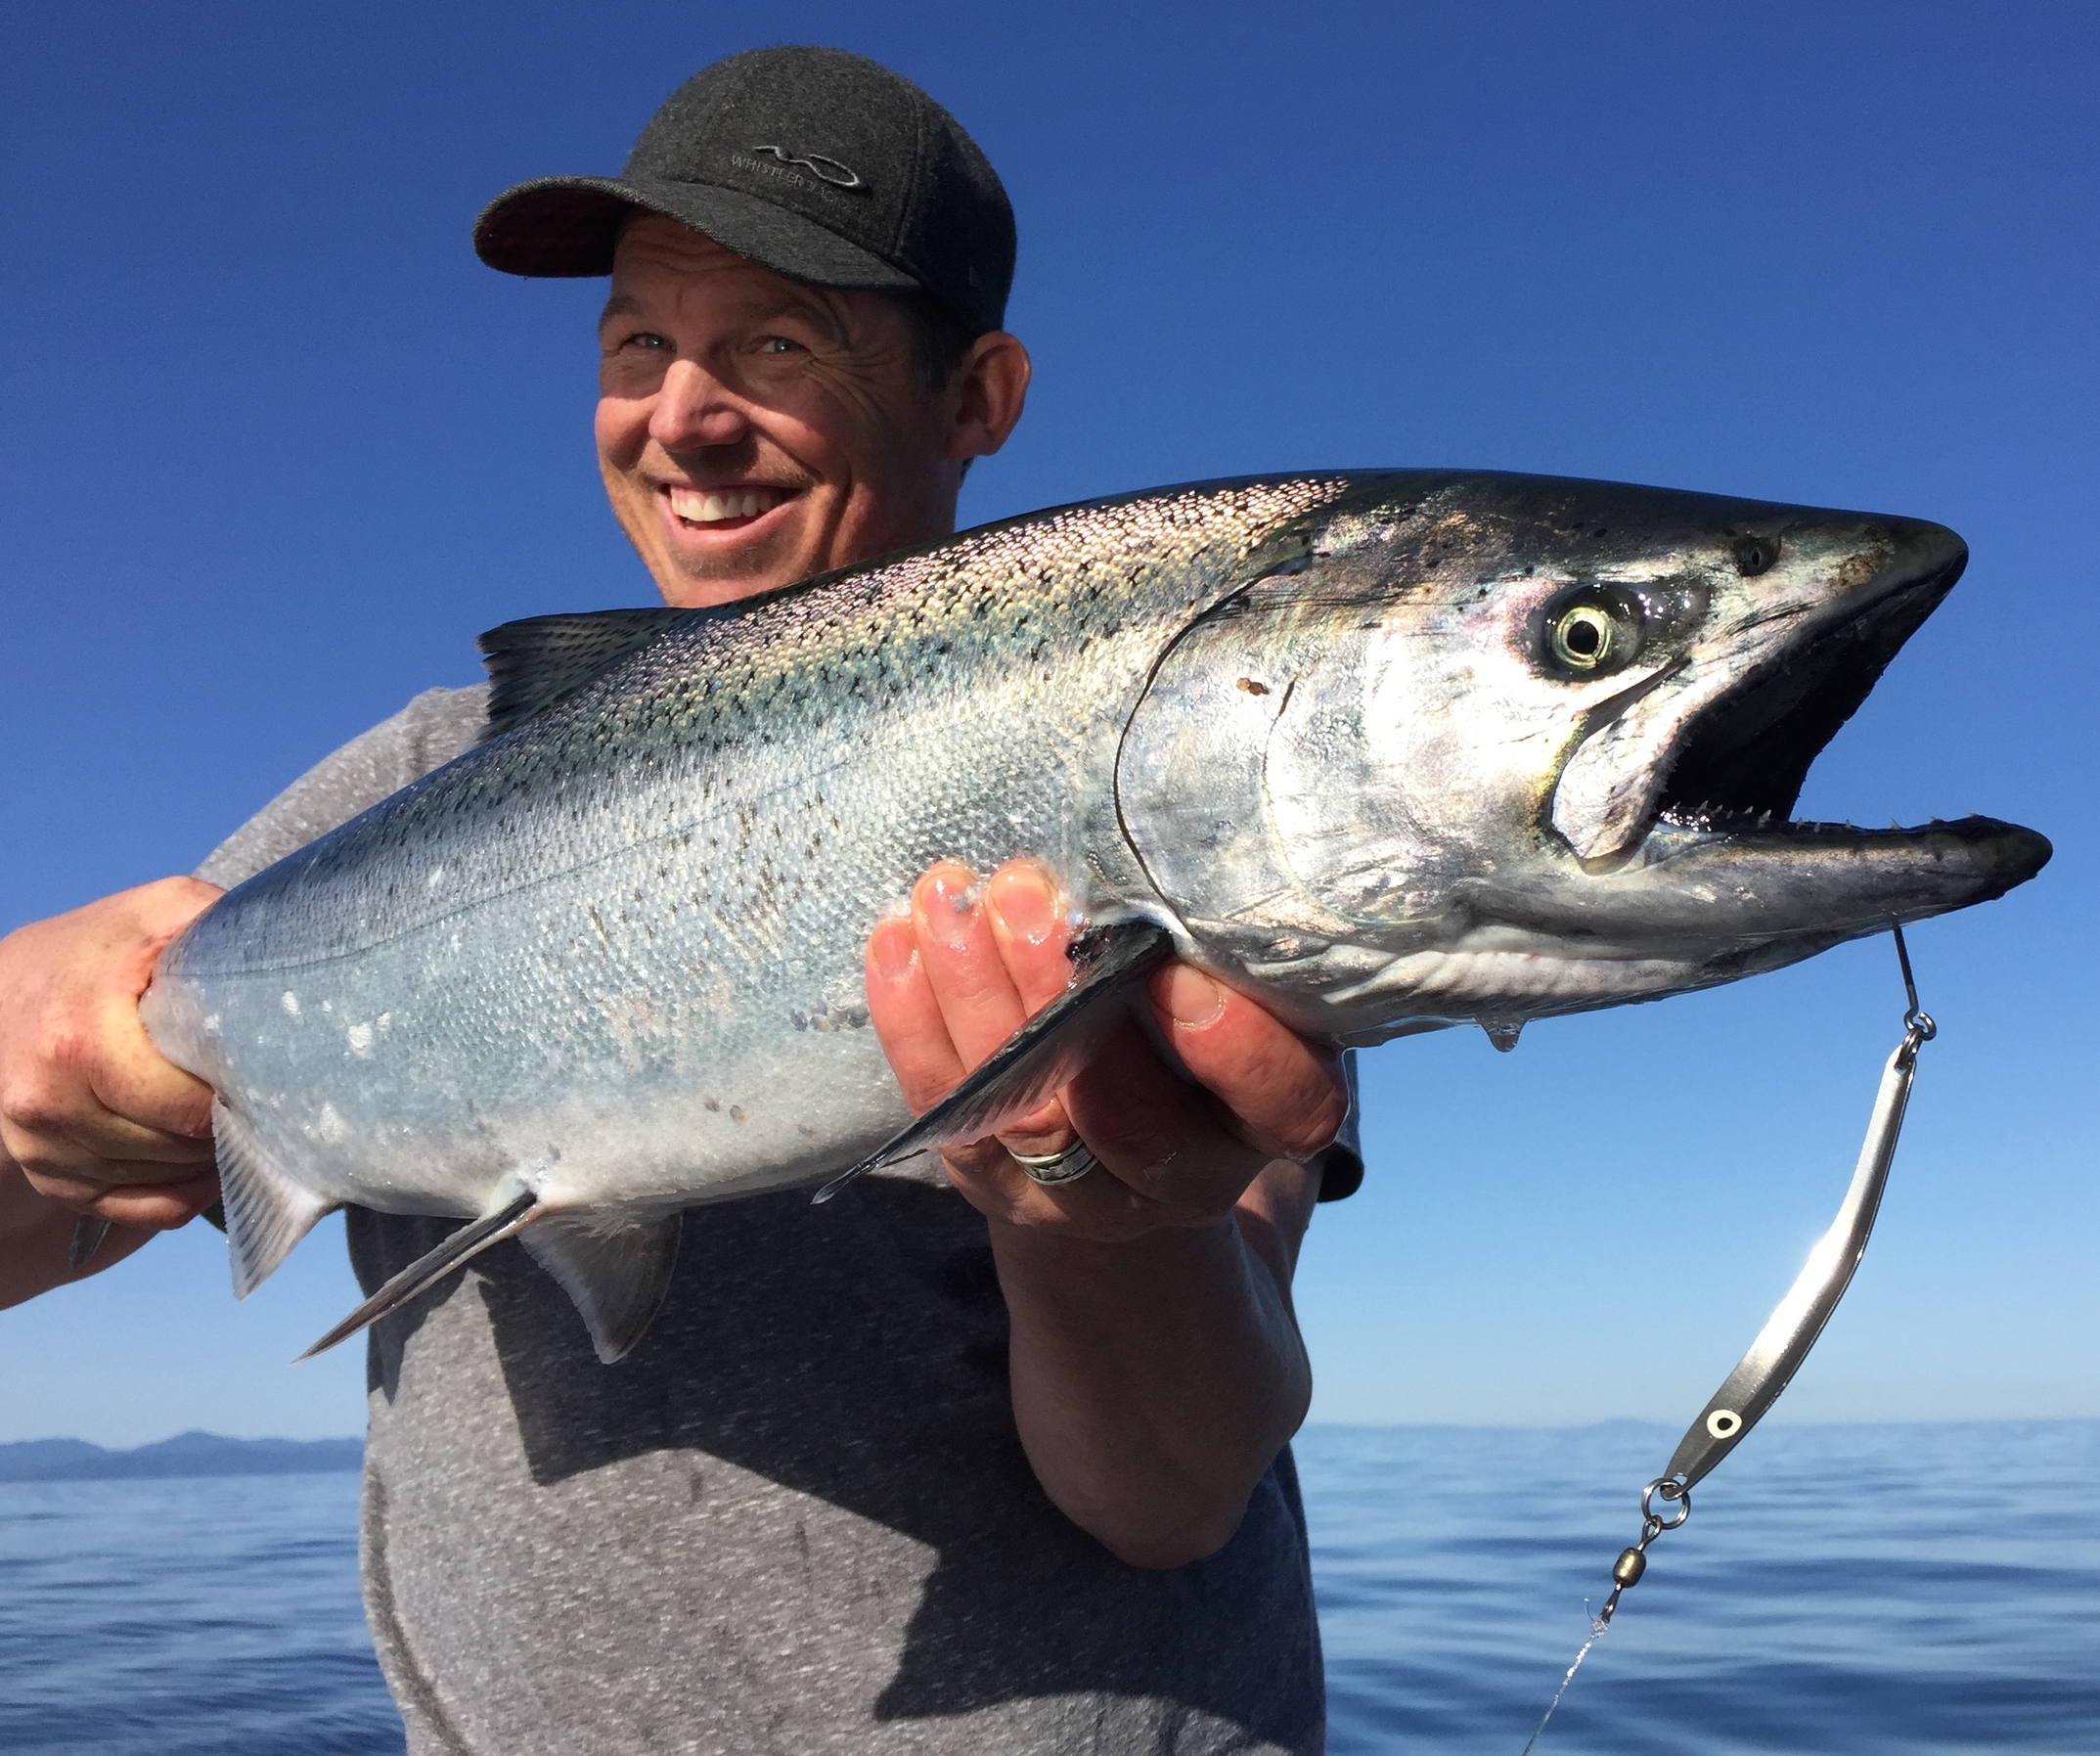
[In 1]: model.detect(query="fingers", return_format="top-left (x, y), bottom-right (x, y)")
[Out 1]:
top-left (1142, 966), bottom-right (1348, 1164)
top-left (978, 864), bottom-right (1084, 1151)
top-left (861, 857), bottom-right (1345, 1244)
top-left (864, 912), bottom-right (966, 1114)
top-left (982, 863), bottom-right (1079, 1014)
top-left (1055, 1009), bottom-right (1273, 1216)
top-left (0, 1161), bottom-right (172, 1306)
top-left (865, 860), bottom-right (1075, 1144)
top-left (87, 1169), bottom-right (221, 1229)
top-left (911, 861), bottom-right (1030, 1071)
top-left (0, 878), bottom-right (222, 1216)
top-left (864, 860), bottom-right (1195, 1236)
top-left (22, 1165), bottom-right (223, 1229)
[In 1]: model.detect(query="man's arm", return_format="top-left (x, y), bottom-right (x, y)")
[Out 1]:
top-left (0, 879), bottom-right (225, 1308)
top-left (0, 1157), bottom-right (163, 1309)
top-left (866, 860), bottom-right (1346, 1569)
top-left (0, 685), bottom-right (493, 1310)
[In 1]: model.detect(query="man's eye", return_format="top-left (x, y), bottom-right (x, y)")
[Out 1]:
top-left (757, 336), bottom-right (803, 355)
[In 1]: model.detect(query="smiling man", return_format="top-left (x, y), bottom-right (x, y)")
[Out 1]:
top-left (0, 46), bottom-right (1357, 1754)
top-left (593, 216), bottom-right (1024, 606)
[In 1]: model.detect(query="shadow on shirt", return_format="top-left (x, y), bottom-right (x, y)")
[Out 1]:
top-left (353, 1172), bottom-right (1321, 1739)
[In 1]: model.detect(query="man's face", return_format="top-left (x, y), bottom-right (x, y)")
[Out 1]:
top-left (597, 216), bottom-right (980, 608)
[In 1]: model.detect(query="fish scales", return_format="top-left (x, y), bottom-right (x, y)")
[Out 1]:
top-left (150, 477), bottom-right (1354, 1220)
top-left (138, 470), bottom-right (2048, 1360)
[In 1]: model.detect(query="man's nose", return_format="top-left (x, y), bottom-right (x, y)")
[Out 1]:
top-left (648, 359), bottom-right (752, 453)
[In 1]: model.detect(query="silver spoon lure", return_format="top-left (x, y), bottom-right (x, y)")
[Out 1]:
top-left (1522, 923), bottom-right (1938, 1752)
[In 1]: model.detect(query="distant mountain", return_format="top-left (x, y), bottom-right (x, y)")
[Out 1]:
top-left (0, 1430), bottom-right (362, 1481)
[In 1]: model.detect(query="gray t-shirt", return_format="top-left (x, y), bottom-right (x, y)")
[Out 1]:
top-left (200, 687), bottom-right (1341, 1756)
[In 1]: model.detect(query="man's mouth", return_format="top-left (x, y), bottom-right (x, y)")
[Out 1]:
top-left (664, 484), bottom-right (796, 530)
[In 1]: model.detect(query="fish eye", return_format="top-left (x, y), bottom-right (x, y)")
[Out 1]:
top-left (1545, 599), bottom-right (1632, 673)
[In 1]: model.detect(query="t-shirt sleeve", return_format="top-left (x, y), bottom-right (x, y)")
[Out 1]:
top-left (1311, 1049), bottom-right (1363, 1201)
top-left (195, 685), bottom-right (491, 890)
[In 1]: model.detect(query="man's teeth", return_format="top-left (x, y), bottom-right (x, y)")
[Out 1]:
top-left (668, 487), bottom-right (780, 524)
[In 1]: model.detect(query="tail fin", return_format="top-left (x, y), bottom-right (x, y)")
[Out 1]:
top-left (215, 1101), bottom-right (335, 1298)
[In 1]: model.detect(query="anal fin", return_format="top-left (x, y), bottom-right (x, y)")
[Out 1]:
top-left (298, 1185), bottom-right (538, 1361)
top-left (522, 1212), bottom-right (683, 1364)
top-left (215, 1100), bottom-right (336, 1298)
top-left (814, 919), bottom-right (1177, 1203)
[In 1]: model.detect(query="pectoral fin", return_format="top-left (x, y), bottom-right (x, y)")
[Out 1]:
top-left (814, 920), bottom-right (1177, 1204)
top-left (521, 1212), bottom-right (683, 1364)
top-left (298, 1185), bottom-right (538, 1361)
top-left (215, 1100), bottom-right (336, 1298)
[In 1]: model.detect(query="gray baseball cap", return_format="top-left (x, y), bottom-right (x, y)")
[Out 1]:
top-left (474, 46), bottom-right (1016, 335)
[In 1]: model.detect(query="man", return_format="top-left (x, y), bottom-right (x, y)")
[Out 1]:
top-left (0, 47), bottom-right (1358, 1752)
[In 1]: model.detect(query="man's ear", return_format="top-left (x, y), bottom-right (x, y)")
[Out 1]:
top-left (945, 332), bottom-right (1032, 462)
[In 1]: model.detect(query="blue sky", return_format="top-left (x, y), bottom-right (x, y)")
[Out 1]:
top-left (1, 1), bottom-right (2092, 1445)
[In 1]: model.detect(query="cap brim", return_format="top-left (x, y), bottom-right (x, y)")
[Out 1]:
top-left (474, 174), bottom-right (921, 293)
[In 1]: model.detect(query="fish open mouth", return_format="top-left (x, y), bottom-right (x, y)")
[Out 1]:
top-left (1526, 513), bottom-right (2047, 940)
top-left (1537, 517), bottom-right (2058, 941)
top-left (1651, 531), bottom-right (1966, 840)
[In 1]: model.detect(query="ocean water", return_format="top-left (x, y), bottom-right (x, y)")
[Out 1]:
top-left (1, 1422), bottom-right (2094, 1753)
top-left (1303, 1420), bottom-right (2100, 1754)
top-left (0, 1472), bottom-right (395, 1756)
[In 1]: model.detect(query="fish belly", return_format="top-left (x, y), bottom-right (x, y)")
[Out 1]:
top-left (150, 714), bottom-right (1119, 1221)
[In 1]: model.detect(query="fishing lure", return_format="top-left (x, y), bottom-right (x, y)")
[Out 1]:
top-left (1523, 923), bottom-right (1937, 1752)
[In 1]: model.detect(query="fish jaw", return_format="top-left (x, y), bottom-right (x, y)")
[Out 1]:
top-left (1416, 815), bottom-right (2047, 1022)
top-left (1116, 473), bottom-right (2048, 1043)
top-left (1224, 814), bottom-right (2050, 1045)
top-left (1492, 815), bottom-right (2053, 948)
top-left (1547, 514), bottom-right (1968, 866)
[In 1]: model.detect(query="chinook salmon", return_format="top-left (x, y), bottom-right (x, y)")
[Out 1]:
top-left (139, 472), bottom-right (2048, 1362)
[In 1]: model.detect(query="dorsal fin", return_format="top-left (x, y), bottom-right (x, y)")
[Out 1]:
top-left (476, 608), bottom-right (691, 741)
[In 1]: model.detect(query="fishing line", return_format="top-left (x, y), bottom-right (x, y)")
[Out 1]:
top-left (1517, 1620), bottom-right (1603, 1756)
top-left (1519, 923), bottom-right (1936, 1751)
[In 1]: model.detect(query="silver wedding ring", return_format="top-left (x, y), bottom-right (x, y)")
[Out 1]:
top-left (1007, 1141), bottom-right (1098, 1187)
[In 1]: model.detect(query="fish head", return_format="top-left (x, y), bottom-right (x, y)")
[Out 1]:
top-left (1116, 472), bottom-right (2050, 1043)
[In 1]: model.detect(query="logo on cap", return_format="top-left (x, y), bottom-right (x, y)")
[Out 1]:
top-left (749, 145), bottom-right (865, 190)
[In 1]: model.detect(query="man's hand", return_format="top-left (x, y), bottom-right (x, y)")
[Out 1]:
top-left (0, 878), bottom-right (223, 1230)
top-left (864, 858), bottom-right (1347, 1569)
top-left (865, 859), bottom-right (1347, 1239)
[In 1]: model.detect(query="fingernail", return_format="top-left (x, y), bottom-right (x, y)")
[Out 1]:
top-left (988, 867), bottom-right (1058, 947)
top-left (1158, 965), bottom-right (1227, 1030)
top-left (869, 920), bottom-right (918, 983)
top-left (920, 865), bottom-right (981, 951)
